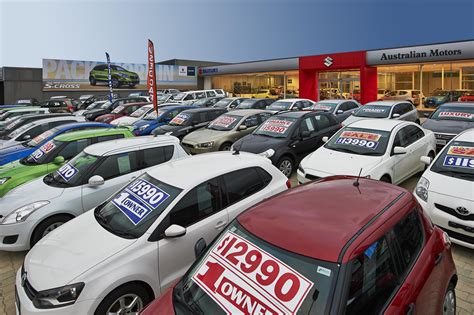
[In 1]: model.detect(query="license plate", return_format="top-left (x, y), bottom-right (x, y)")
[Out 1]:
top-left (436, 139), bottom-right (447, 145)
top-left (15, 286), bottom-right (21, 315)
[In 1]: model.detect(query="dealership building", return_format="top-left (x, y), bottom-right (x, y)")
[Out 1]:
top-left (0, 40), bottom-right (473, 105)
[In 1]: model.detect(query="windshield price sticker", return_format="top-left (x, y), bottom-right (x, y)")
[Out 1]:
top-left (439, 112), bottom-right (474, 119)
top-left (57, 163), bottom-right (79, 181)
top-left (192, 231), bottom-right (313, 315)
top-left (170, 113), bottom-right (189, 125)
top-left (361, 107), bottom-right (387, 113)
top-left (112, 178), bottom-right (170, 225)
top-left (335, 131), bottom-right (381, 150)
top-left (313, 105), bottom-right (332, 111)
top-left (443, 146), bottom-right (474, 169)
top-left (32, 141), bottom-right (56, 161)
top-left (210, 116), bottom-right (237, 128)
top-left (17, 100), bottom-right (30, 104)
top-left (113, 105), bottom-right (125, 113)
top-left (31, 130), bottom-right (55, 144)
top-left (448, 146), bottom-right (474, 157)
top-left (260, 119), bottom-right (294, 134)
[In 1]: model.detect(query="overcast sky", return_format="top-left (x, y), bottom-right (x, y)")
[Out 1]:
top-left (1, 0), bottom-right (473, 67)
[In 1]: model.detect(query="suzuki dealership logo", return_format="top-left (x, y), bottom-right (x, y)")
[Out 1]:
top-left (324, 56), bottom-right (333, 67)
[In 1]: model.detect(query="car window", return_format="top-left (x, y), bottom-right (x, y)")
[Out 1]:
top-left (57, 138), bottom-right (90, 160)
top-left (392, 104), bottom-right (403, 116)
top-left (195, 92), bottom-right (206, 99)
top-left (399, 91), bottom-right (408, 95)
top-left (222, 167), bottom-right (269, 206)
top-left (258, 112), bottom-right (273, 122)
top-left (401, 103), bottom-right (413, 115)
top-left (301, 117), bottom-right (316, 133)
top-left (339, 102), bottom-right (350, 112)
top-left (404, 125), bottom-right (424, 145)
top-left (141, 145), bottom-right (174, 168)
top-left (184, 94), bottom-right (194, 101)
top-left (345, 237), bottom-right (398, 314)
top-left (315, 114), bottom-right (332, 130)
top-left (206, 91), bottom-right (216, 97)
top-left (243, 114), bottom-right (260, 128)
top-left (92, 152), bottom-right (139, 181)
top-left (347, 102), bottom-right (359, 110)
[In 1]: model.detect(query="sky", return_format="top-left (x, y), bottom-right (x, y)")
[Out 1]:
top-left (0, 0), bottom-right (473, 67)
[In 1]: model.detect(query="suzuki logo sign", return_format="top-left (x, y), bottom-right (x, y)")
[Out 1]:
top-left (324, 56), bottom-right (333, 67)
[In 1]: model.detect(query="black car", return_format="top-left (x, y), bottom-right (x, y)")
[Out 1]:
top-left (422, 102), bottom-right (474, 150)
top-left (233, 111), bottom-right (340, 176)
top-left (235, 98), bottom-right (274, 110)
top-left (83, 97), bottom-right (147, 121)
top-left (309, 99), bottom-right (360, 122)
top-left (152, 107), bottom-right (227, 139)
top-left (0, 113), bottom-right (72, 137)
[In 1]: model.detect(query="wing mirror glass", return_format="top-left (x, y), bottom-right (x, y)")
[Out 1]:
top-left (420, 156), bottom-right (432, 165)
top-left (88, 175), bottom-right (105, 187)
top-left (393, 146), bottom-right (407, 155)
top-left (53, 156), bottom-right (65, 164)
top-left (164, 224), bottom-right (186, 238)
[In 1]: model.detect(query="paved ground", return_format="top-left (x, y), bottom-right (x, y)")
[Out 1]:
top-left (0, 174), bottom-right (471, 314)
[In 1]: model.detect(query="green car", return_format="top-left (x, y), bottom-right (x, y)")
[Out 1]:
top-left (89, 64), bottom-right (140, 88)
top-left (0, 127), bottom-right (133, 197)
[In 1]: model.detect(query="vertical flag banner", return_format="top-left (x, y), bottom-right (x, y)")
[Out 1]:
top-left (105, 52), bottom-right (114, 102)
top-left (147, 40), bottom-right (158, 112)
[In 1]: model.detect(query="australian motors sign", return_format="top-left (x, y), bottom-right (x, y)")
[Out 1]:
top-left (367, 41), bottom-right (474, 65)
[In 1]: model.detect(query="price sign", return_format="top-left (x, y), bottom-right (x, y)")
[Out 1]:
top-left (335, 131), bottom-right (381, 150)
top-left (57, 163), bottom-right (79, 181)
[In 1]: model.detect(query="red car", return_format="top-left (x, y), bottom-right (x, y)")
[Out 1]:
top-left (95, 101), bottom-right (149, 123)
top-left (141, 176), bottom-right (457, 315)
top-left (459, 91), bottom-right (474, 102)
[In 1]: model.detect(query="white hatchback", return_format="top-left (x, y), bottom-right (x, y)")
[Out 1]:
top-left (297, 119), bottom-right (436, 184)
top-left (415, 129), bottom-right (474, 249)
top-left (17, 151), bottom-right (289, 314)
top-left (0, 135), bottom-right (188, 251)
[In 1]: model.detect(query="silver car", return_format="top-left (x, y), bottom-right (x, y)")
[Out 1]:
top-left (342, 101), bottom-right (420, 126)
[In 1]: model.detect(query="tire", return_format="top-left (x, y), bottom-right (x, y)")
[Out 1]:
top-left (219, 142), bottom-right (232, 151)
top-left (95, 283), bottom-right (152, 315)
top-left (112, 78), bottom-right (120, 88)
top-left (89, 76), bottom-right (96, 86)
top-left (277, 156), bottom-right (294, 178)
top-left (442, 282), bottom-right (456, 315)
top-left (379, 175), bottom-right (391, 183)
top-left (30, 214), bottom-right (73, 247)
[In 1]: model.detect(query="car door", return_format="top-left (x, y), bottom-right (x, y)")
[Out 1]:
top-left (157, 177), bottom-right (228, 291)
top-left (403, 125), bottom-right (427, 176)
top-left (291, 115), bottom-right (320, 157)
top-left (46, 138), bottom-right (92, 172)
top-left (390, 126), bottom-right (414, 184)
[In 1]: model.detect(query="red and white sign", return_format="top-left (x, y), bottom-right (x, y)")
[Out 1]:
top-left (31, 130), bottom-right (55, 145)
top-left (32, 141), bottom-right (56, 161)
top-left (439, 111), bottom-right (474, 119)
top-left (340, 131), bottom-right (381, 141)
top-left (210, 116), bottom-right (237, 128)
top-left (147, 39), bottom-right (158, 113)
top-left (448, 146), bottom-right (474, 157)
top-left (313, 105), bottom-right (332, 111)
top-left (260, 119), bottom-right (294, 134)
top-left (192, 231), bottom-right (313, 315)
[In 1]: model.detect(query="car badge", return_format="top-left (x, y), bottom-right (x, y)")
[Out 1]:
top-left (455, 206), bottom-right (469, 216)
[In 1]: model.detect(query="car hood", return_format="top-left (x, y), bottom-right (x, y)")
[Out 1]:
top-left (111, 116), bottom-right (139, 126)
top-left (424, 170), bottom-right (474, 201)
top-left (342, 115), bottom-right (368, 126)
top-left (302, 147), bottom-right (383, 177)
top-left (234, 134), bottom-right (285, 154)
top-left (422, 119), bottom-right (473, 134)
top-left (183, 128), bottom-right (229, 143)
top-left (25, 211), bottom-right (136, 290)
top-left (133, 119), bottom-right (155, 128)
top-left (154, 125), bottom-right (183, 134)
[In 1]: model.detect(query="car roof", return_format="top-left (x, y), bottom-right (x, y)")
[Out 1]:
top-left (23, 116), bottom-right (79, 126)
top-left (364, 101), bottom-right (406, 107)
top-left (317, 99), bottom-right (345, 105)
top-left (274, 98), bottom-right (309, 102)
top-left (455, 128), bottom-right (474, 142)
top-left (349, 118), bottom-right (408, 131)
top-left (146, 151), bottom-right (270, 190)
top-left (227, 109), bottom-right (271, 116)
top-left (440, 102), bottom-right (474, 107)
top-left (54, 127), bottom-right (129, 142)
top-left (84, 135), bottom-right (179, 156)
top-left (182, 107), bottom-right (226, 113)
top-left (238, 176), bottom-right (407, 263)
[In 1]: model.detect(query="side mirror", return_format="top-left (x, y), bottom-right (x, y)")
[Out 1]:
top-left (164, 224), bottom-right (186, 238)
top-left (194, 238), bottom-right (207, 259)
top-left (88, 175), bottom-right (104, 187)
top-left (238, 125), bottom-right (247, 131)
top-left (392, 113), bottom-right (401, 118)
top-left (336, 109), bottom-right (344, 115)
top-left (393, 146), bottom-right (407, 155)
top-left (322, 136), bottom-right (329, 143)
top-left (53, 156), bottom-right (65, 164)
top-left (420, 156), bottom-right (432, 165)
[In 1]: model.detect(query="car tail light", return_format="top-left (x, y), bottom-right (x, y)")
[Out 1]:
top-left (286, 179), bottom-right (291, 189)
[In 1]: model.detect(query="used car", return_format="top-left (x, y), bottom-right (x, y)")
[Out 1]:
top-left (110, 104), bottom-right (155, 126)
top-left (0, 113), bottom-right (73, 137)
top-left (235, 98), bottom-right (274, 110)
top-left (424, 90), bottom-right (466, 108)
top-left (266, 98), bottom-right (314, 112)
top-left (39, 99), bottom-right (74, 113)
top-left (459, 91), bottom-right (474, 102)
top-left (142, 176), bottom-right (457, 315)
top-left (84, 97), bottom-right (148, 121)
top-left (233, 111), bottom-right (340, 176)
top-left (342, 101), bottom-right (420, 126)
top-left (415, 128), bottom-right (474, 249)
top-left (213, 97), bottom-right (248, 110)
top-left (308, 99), bottom-right (360, 122)
top-left (382, 89), bottom-right (425, 105)
top-left (298, 119), bottom-right (436, 184)
top-left (132, 105), bottom-right (196, 136)
top-left (89, 64), bottom-right (140, 88)
top-left (16, 151), bottom-right (289, 314)
top-left (74, 100), bottom-right (107, 116)
top-left (95, 102), bottom-right (149, 124)
top-left (184, 96), bottom-right (224, 108)
top-left (182, 109), bottom-right (273, 153)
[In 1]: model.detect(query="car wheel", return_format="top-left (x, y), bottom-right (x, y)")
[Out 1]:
top-left (89, 76), bottom-right (96, 86)
top-left (112, 78), bottom-right (120, 88)
top-left (219, 142), bottom-right (232, 151)
top-left (442, 282), bottom-right (456, 315)
top-left (30, 214), bottom-right (73, 246)
top-left (278, 156), bottom-right (294, 178)
top-left (379, 175), bottom-right (391, 183)
top-left (95, 283), bottom-right (152, 315)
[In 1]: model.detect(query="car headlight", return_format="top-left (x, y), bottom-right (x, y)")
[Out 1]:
top-left (33, 282), bottom-right (85, 309)
top-left (415, 177), bottom-right (430, 202)
top-left (0, 177), bottom-right (11, 185)
top-left (1, 201), bottom-right (50, 224)
top-left (196, 141), bottom-right (214, 148)
top-left (138, 124), bottom-right (150, 131)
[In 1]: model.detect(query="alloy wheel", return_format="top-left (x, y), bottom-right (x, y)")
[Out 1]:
top-left (106, 294), bottom-right (143, 315)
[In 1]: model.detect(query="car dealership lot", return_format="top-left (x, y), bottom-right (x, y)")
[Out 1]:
top-left (0, 173), bottom-right (471, 314)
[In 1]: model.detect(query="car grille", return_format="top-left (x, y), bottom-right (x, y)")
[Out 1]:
top-left (439, 226), bottom-right (474, 244)
top-left (21, 266), bottom-right (37, 301)
top-left (305, 174), bottom-right (321, 181)
top-left (435, 203), bottom-right (474, 221)
top-left (434, 133), bottom-right (455, 141)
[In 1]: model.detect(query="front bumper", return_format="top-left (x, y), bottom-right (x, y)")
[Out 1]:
top-left (0, 220), bottom-right (36, 251)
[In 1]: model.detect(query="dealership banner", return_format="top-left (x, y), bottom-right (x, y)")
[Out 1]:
top-left (42, 59), bottom-right (198, 91)
top-left (147, 40), bottom-right (158, 112)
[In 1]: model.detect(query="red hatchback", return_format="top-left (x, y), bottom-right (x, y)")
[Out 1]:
top-left (95, 101), bottom-right (149, 123)
top-left (141, 176), bottom-right (457, 315)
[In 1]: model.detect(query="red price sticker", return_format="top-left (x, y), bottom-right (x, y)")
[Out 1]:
top-left (439, 111), bottom-right (474, 119)
top-left (192, 231), bottom-right (313, 315)
top-left (260, 119), bottom-right (293, 134)
top-left (210, 116), bottom-right (237, 128)
top-left (448, 146), bottom-right (474, 157)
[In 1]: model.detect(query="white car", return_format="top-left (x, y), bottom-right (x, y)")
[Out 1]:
top-left (342, 101), bottom-right (420, 126)
top-left (16, 151), bottom-right (289, 314)
top-left (110, 104), bottom-right (154, 126)
top-left (0, 135), bottom-right (188, 251)
top-left (382, 89), bottom-right (425, 105)
top-left (297, 119), bottom-right (436, 185)
top-left (415, 129), bottom-right (474, 249)
top-left (266, 98), bottom-right (314, 112)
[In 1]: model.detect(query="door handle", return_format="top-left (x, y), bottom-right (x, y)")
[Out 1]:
top-left (434, 253), bottom-right (443, 266)
top-left (215, 221), bottom-right (227, 230)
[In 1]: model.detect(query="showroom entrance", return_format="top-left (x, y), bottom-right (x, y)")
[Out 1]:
top-left (318, 70), bottom-right (360, 101)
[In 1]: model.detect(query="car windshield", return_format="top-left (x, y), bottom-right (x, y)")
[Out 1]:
top-left (174, 221), bottom-right (337, 315)
top-left (169, 113), bottom-right (191, 126)
top-left (236, 99), bottom-right (257, 109)
top-left (94, 174), bottom-right (182, 239)
top-left (432, 90), bottom-right (449, 96)
top-left (112, 105), bottom-right (126, 114)
top-left (430, 140), bottom-right (474, 181)
top-left (158, 95), bottom-right (169, 101)
top-left (22, 139), bottom-right (63, 165)
top-left (267, 101), bottom-right (292, 110)
top-left (213, 98), bottom-right (233, 108)
top-left (26, 128), bottom-right (60, 147)
top-left (207, 114), bottom-right (241, 131)
top-left (172, 93), bottom-right (186, 101)
top-left (131, 106), bottom-right (151, 118)
top-left (87, 102), bottom-right (103, 110)
top-left (144, 110), bottom-right (162, 120)
top-left (100, 101), bottom-right (112, 109)
top-left (353, 105), bottom-right (390, 118)
top-left (254, 116), bottom-right (297, 138)
top-left (311, 102), bottom-right (337, 113)
top-left (43, 151), bottom-right (99, 187)
top-left (430, 106), bottom-right (474, 122)
top-left (325, 127), bottom-right (391, 156)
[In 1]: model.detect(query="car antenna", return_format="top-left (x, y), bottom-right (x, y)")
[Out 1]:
top-left (353, 168), bottom-right (363, 187)
top-left (233, 142), bottom-right (241, 155)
